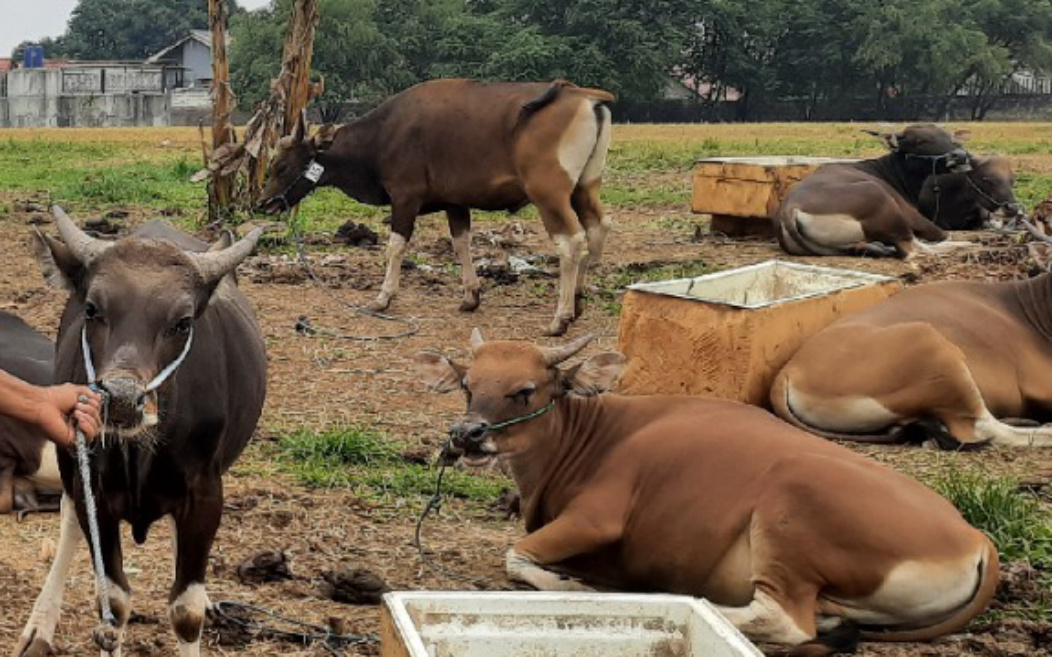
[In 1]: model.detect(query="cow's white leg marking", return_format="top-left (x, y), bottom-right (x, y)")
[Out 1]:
top-left (15, 494), bottom-right (82, 653)
top-left (27, 442), bottom-right (61, 492)
top-left (578, 214), bottom-right (612, 292)
top-left (505, 548), bottom-right (596, 592)
top-left (99, 576), bottom-right (131, 657)
top-left (551, 231), bottom-right (587, 331)
top-left (451, 229), bottom-right (480, 307)
top-left (912, 238), bottom-right (974, 255)
top-left (170, 583), bottom-right (209, 657)
top-left (712, 591), bottom-right (813, 644)
top-left (374, 233), bottom-right (408, 310)
top-left (976, 411), bottom-right (1052, 447)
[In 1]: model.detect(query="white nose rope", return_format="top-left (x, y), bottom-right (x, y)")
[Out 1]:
top-left (76, 325), bottom-right (195, 641)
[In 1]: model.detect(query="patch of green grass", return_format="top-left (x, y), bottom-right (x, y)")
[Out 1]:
top-left (1013, 171), bottom-right (1052, 210)
top-left (593, 258), bottom-right (712, 316)
top-left (273, 426), bottom-right (508, 505)
top-left (934, 470), bottom-right (1052, 567)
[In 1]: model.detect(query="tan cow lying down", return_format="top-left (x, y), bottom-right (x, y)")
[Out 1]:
top-left (772, 272), bottom-right (1052, 448)
top-left (416, 332), bottom-right (997, 655)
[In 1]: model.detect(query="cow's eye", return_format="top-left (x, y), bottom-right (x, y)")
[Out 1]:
top-left (508, 387), bottom-right (535, 404)
top-left (84, 301), bottom-right (100, 321)
top-left (171, 316), bottom-right (193, 336)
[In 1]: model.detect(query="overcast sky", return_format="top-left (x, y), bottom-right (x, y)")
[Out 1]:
top-left (1, 0), bottom-right (272, 58)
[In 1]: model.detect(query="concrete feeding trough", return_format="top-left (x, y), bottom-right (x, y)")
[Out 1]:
top-left (380, 591), bottom-right (762, 657)
top-left (617, 260), bottom-right (899, 406)
top-left (692, 156), bottom-right (857, 236)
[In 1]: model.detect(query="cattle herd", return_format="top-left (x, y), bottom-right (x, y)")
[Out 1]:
top-left (0, 79), bottom-right (1046, 657)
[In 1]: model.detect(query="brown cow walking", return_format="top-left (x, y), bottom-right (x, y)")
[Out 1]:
top-left (772, 272), bottom-right (1052, 448)
top-left (259, 78), bottom-right (615, 336)
top-left (775, 124), bottom-right (973, 258)
top-left (417, 332), bottom-right (998, 655)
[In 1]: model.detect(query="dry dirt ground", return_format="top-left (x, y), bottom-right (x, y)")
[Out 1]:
top-left (1, 189), bottom-right (1051, 657)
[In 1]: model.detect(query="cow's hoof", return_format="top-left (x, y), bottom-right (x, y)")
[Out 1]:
top-left (459, 290), bottom-right (481, 313)
top-left (92, 625), bottom-right (119, 653)
top-left (544, 318), bottom-right (572, 337)
top-left (14, 636), bottom-right (53, 657)
top-left (367, 297), bottom-right (392, 313)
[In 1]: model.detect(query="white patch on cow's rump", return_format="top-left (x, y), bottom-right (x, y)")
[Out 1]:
top-left (558, 101), bottom-right (601, 185)
top-left (505, 548), bottom-right (596, 592)
top-left (821, 553), bottom-right (984, 627)
top-left (794, 211), bottom-right (866, 248)
top-left (579, 104), bottom-right (611, 185)
top-left (786, 383), bottom-right (901, 433)
top-left (27, 442), bottom-right (62, 493)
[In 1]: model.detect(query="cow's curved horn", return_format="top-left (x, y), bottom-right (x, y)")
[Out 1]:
top-left (190, 227), bottom-right (264, 284)
top-left (52, 205), bottom-right (111, 266)
top-left (541, 333), bottom-right (595, 366)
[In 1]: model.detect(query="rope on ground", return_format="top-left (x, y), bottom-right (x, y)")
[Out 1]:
top-left (283, 218), bottom-right (420, 342)
top-left (210, 600), bottom-right (378, 657)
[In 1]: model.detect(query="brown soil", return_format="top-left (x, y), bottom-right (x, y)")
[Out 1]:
top-left (1, 192), bottom-right (1050, 657)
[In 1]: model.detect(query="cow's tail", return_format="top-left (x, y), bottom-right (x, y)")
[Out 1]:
top-left (517, 79), bottom-right (615, 127)
top-left (860, 538), bottom-right (999, 643)
top-left (769, 373), bottom-right (902, 444)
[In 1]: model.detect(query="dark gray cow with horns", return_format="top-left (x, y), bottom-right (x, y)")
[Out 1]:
top-left (14, 209), bottom-right (267, 657)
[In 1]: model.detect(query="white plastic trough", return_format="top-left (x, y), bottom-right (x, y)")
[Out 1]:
top-left (625, 260), bottom-right (895, 309)
top-left (380, 591), bottom-right (763, 657)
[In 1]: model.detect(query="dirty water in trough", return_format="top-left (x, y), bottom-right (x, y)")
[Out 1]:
top-left (1, 194), bottom-right (1050, 656)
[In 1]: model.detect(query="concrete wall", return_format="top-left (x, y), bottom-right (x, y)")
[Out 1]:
top-left (183, 40), bottom-right (213, 87)
top-left (1, 66), bottom-right (171, 127)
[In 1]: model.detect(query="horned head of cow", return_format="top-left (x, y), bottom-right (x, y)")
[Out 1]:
top-left (35, 207), bottom-right (263, 439)
top-left (864, 124), bottom-right (972, 174)
top-left (966, 155), bottom-right (1024, 225)
top-left (257, 109), bottom-right (341, 215)
top-left (415, 330), bottom-right (626, 467)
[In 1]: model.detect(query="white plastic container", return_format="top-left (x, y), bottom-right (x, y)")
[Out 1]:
top-left (380, 591), bottom-right (763, 657)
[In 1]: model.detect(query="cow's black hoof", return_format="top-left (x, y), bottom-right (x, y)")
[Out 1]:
top-left (544, 318), bottom-right (572, 337)
top-left (459, 290), bottom-right (481, 312)
top-left (16, 636), bottom-right (53, 657)
top-left (92, 625), bottom-right (120, 653)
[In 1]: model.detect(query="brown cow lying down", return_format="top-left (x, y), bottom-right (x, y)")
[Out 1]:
top-left (775, 124), bottom-right (973, 258)
top-left (416, 332), bottom-right (997, 655)
top-left (772, 271), bottom-right (1052, 448)
top-left (918, 155), bottom-right (1023, 230)
top-left (258, 78), bottom-right (614, 336)
top-left (0, 311), bottom-right (62, 517)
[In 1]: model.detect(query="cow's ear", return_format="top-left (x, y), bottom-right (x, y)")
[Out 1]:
top-left (562, 352), bottom-right (626, 396)
top-left (34, 231), bottom-right (82, 292)
top-left (312, 124), bottom-right (338, 152)
top-left (414, 353), bottom-right (466, 393)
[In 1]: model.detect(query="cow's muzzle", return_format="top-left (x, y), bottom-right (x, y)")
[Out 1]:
top-left (448, 421), bottom-right (497, 467)
top-left (97, 376), bottom-right (157, 436)
top-left (947, 149), bottom-right (972, 173)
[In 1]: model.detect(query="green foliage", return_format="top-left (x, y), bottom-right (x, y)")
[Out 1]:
top-left (53, 0), bottom-right (241, 60)
top-left (933, 470), bottom-right (1052, 568)
top-left (274, 427), bottom-right (508, 503)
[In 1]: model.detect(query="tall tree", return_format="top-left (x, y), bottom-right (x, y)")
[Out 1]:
top-left (59, 0), bottom-right (240, 60)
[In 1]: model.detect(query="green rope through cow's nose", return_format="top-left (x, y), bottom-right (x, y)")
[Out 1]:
top-left (485, 399), bottom-right (556, 431)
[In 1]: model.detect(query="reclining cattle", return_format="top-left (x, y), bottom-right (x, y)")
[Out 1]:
top-left (774, 124), bottom-right (972, 258)
top-left (0, 311), bottom-right (63, 518)
top-left (771, 270), bottom-right (1052, 448)
top-left (14, 209), bottom-right (267, 657)
top-left (416, 332), bottom-right (998, 654)
top-left (918, 155), bottom-right (1023, 230)
top-left (258, 78), bottom-right (615, 336)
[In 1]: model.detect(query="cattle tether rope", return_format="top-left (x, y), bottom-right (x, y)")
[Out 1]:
top-left (78, 324), bottom-right (196, 648)
top-left (208, 600), bottom-right (378, 656)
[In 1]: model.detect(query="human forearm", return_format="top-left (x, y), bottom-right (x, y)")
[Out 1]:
top-left (0, 369), bottom-right (46, 425)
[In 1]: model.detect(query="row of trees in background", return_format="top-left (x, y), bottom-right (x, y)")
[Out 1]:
top-left (16, 0), bottom-right (1052, 120)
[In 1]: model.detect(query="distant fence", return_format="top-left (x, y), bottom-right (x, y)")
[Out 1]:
top-left (613, 94), bottom-right (1052, 123)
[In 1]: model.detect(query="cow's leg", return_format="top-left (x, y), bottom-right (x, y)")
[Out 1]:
top-left (506, 506), bottom-right (621, 591)
top-left (13, 494), bottom-right (82, 657)
top-left (169, 489), bottom-right (222, 657)
top-left (91, 518), bottom-right (132, 657)
top-left (909, 238), bottom-right (974, 257)
top-left (446, 206), bottom-right (481, 312)
top-left (712, 588), bottom-right (816, 645)
top-left (370, 200), bottom-right (420, 312)
top-left (0, 462), bottom-right (14, 514)
top-left (570, 182), bottom-right (611, 318)
top-left (527, 182), bottom-right (585, 335)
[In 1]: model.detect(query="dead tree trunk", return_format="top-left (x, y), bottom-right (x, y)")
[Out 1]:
top-left (207, 0), bottom-right (235, 223)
